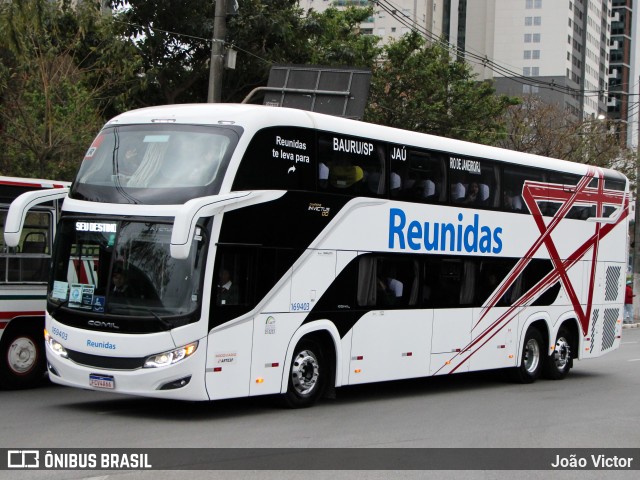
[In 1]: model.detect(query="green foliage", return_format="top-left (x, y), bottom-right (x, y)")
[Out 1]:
top-left (365, 32), bottom-right (518, 143)
top-left (304, 7), bottom-right (381, 67)
top-left (224, 0), bottom-right (311, 102)
top-left (109, 0), bottom-right (215, 105)
top-left (0, 1), bottom-right (546, 181)
top-left (0, 0), bottom-right (137, 180)
top-left (496, 96), bottom-right (636, 179)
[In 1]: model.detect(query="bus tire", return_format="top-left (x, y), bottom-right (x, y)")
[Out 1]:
top-left (542, 326), bottom-right (572, 380)
top-left (508, 327), bottom-right (544, 384)
top-left (282, 339), bottom-right (326, 408)
top-left (0, 325), bottom-right (46, 390)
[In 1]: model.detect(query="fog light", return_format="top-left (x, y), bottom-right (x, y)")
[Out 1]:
top-left (159, 376), bottom-right (192, 390)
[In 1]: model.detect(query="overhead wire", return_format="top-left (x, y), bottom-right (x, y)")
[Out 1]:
top-left (374, 0), bottom-right (629, 100)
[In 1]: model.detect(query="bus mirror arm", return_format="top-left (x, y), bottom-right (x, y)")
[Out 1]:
top-left (586, 201), bottom-right (627, 225)
top-left (170, 190), bottom-right (286, 259)
top-left (4, 188), bottom-right (69, 247)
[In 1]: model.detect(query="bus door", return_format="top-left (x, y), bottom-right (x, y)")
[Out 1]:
top-left (428, 258), bottom-right (472, 375)
top-left (468, 258), bottom-right (522, 371)
top-left (248, 248), bottom-right (336, 397)
top-left (349, 254), bottom-right (429, 384)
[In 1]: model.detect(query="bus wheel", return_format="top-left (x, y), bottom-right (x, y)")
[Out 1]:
top-left (283, 339), bottom-right (326, 408)
top-left (542, 327), bottom-right (572, 380)
top-left (509, 327), bottom-right (543, 384)
top-left (0, 328), bottom-right (46, 390)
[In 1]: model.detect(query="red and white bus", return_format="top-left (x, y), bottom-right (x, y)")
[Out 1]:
top-left (5, 105), bottom-right (629, 405)
top-left (0, 176), bottom-right (69, 388)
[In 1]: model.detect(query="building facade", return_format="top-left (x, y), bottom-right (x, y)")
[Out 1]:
top-left (301, 0), bottom-right (638, 146)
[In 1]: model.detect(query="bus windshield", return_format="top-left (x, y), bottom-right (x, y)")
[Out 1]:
top-left (49, 218), bottom-right (207, 324)
top-left (71, 124), bottom-right (240, 204)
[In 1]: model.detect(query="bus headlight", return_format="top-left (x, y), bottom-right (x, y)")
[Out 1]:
top-left (143, 341), bottom-right (198, 368)
top-left (44, 329), bottom-right (68, 358)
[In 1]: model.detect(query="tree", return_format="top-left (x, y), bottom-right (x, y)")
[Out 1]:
top-left (109, 1), bottom-right (380, 105)
top-left (0, 0), bottom-right (128, 180)
top-left (496, 96), bottom-right (636, 179)
top-left (109, 0), bottom-right (215, 106)
top-left (365, 32), bottom-right (518, 143)
top-left (303, 6), bottom-right (381, 67)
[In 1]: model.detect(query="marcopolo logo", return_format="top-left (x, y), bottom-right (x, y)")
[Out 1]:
top-left (388, 208), bottom-right (503, 254)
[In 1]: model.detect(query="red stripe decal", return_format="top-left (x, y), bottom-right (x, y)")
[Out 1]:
top-left (436, 168), bottom-right (629, 375)
top-left (0, 311), bottom-right (45, 320)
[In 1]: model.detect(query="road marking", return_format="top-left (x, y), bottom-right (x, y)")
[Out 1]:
top-left (628, 358), bottom-right (640, 362)
top-left (622, 341), bottom-right (639, 344)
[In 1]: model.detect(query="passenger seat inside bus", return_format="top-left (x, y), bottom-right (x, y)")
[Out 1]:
top-left (451, 182), bottom-right (466, 202)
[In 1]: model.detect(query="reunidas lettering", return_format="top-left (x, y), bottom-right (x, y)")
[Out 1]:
top-left (388, 208), bottom-right (503, 254)
top-left (275, 136), bottom-right (306, 150)
top-left (86, 339), bottom-right (117, 350)
top-left (333, 137), bottom-right (374, 156)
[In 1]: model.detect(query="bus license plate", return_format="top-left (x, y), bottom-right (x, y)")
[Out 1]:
top-left (89, 374), bottom-right (115, 389)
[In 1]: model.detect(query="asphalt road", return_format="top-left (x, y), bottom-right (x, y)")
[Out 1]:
top-left (1, 327), bottom-right (639, 480)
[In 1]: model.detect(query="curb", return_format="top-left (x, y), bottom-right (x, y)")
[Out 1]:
top-left (622, 322), bottom-right (639, 329)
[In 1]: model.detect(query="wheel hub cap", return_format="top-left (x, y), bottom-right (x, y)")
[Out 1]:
top-left (553, 337), bottom-right (570, 370)
top-left (523, 338), bottom-right (540, 374)
top-left (291, 350), bottom-right (319, 396)
top-left (7, 337), bottom-right (37, 374)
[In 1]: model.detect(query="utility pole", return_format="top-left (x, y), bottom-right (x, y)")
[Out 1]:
top-left (207, 0), bottom-right (227, 103)
top-left (634, 145), bottom-right (640, 323)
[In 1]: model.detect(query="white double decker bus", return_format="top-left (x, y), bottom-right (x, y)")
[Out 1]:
top-left (1, 176), bottom-right (69, 388)
top-left (5, 104), bottom-right (629, 406)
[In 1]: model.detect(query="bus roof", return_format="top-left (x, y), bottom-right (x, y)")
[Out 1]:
top-left (106, 104), bottom-right (625, 181)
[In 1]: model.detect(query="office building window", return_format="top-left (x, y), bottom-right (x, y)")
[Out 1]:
top-left (525, 33), bottom-right (532, 42)
top-left (532, 50), bottom-right (540, 59)
top-left (524, 50), bottom-right (532, 59)
top-left (524, 67), bottom-right (531, 75)
top-left (533, 33), bottom-right (541, 42)
top-left (525, 16), bottom-right (533, 26)
top-left (532, 67), bottom-right (539, 75)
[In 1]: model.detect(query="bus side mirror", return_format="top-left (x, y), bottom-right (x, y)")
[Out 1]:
top-left (170, 190), bottom-right (286, 259)
top-left (4, 188), bottom-right (69, 247)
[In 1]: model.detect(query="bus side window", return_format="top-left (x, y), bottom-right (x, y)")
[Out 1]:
top-left (391, 149), bottom-right (445, 203)
top-left (477, 258), bottom-right (519, 306)
top-left (357, 255), bottom-right (418, 308)
top-left (319, 134), bottom-right (386, 198)
top-left (503, 166), bottom-right (544, 214)
top-left (10, 211), bottom-right (52, 283)
top-left (435, 259), bottom-right (462, 308)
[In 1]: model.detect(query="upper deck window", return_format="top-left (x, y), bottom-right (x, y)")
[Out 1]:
top-left (71, 124), bottom-right (240, 205)
top-left (232, 127), bottom-right (316, 191)
top-left (390, 148), bottom-right (447, 203)
top-left (318, 133), bottom-right (386, 197)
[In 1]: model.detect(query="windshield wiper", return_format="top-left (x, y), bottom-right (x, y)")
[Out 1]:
top-left (49, 299), bottom-right (69, 317)
top-left (140, 307), bottom-right (173, 330)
